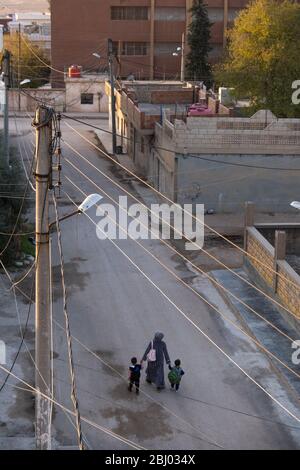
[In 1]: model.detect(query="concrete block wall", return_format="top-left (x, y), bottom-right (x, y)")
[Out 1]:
top-left (9, 88), bottom-right (65, 112)
top-left (245, 227), bottom-right (300, 319)
top-left (150, 89), bottom-right (194, 105)
top-left (277, 262), bottom-right (300, 318)
top-left (246, 228), bottom-right (274, 286)
top-left (171, 114), bottom-right (300, 155)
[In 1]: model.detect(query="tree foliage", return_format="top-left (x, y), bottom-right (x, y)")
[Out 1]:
top-left (185, 0), bottom-right (213, 85)
top-left (0, 134), bottom-right (30, 264)
top-left (215, 0), bottom-right (300, 117)
top-left (0, 33), bottom-right (50, 88)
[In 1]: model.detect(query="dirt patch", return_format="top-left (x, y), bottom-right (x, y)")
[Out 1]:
top-left (101, 400), bottom-right (172, 440)
top-left (52, 260), bottom-right (90, 299)
top-left (93, 349), bottom-right (126, 378)
top-left (171, 234), bottom-right (243, 273)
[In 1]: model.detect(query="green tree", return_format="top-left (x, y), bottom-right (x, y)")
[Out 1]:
top-left (216, 0), bottom-right (300, 117)
top-left (0, 133), bottom-right (30, 265)
top-left (185, 0), bottom-right (213, 85)
top-left (0, 33), bottom-right (50, 88)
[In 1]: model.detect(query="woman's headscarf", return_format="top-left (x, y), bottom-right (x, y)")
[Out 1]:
top-left (154, 332), bottom-right (164, 341)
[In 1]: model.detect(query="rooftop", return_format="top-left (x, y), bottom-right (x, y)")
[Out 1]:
top-left (138, 103), bottom-right (188, 116)
top-left (13, 12), bottom-right (50, 20)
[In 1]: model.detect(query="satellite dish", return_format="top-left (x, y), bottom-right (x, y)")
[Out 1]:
top-left (78, 194), bottom-right (102, 213)
top-left (291, 201), bottom-right (300, 210)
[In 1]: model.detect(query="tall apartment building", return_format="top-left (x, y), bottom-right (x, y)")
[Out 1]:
top-left (51, 0), bottom-right (248, 86)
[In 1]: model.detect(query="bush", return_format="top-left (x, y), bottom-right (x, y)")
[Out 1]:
top-left (0, 132), bottom-right (32, 265)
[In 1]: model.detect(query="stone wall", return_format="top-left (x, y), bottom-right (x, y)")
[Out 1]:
top-left (244, 223), bottom-right (300, 322)
top-left (173, 110), bottom-right (300, 155)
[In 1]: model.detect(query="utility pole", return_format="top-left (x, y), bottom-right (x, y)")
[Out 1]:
top-left (180, 32), bottom-right (186, 83)
top-left (18, 22), bottom-right (21, 111)
top-left (1, 49), bottom-right (11, 168)
top-left (34, 105), bottom-right (53, 450)
top-left (108, 38), bottom-right (117, 154)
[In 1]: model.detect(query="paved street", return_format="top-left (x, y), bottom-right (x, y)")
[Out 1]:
top-left (1, 117), bottom-right (300, 450)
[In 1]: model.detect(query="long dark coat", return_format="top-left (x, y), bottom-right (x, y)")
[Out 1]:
top-left (142, 334), bottom-right (171, 388)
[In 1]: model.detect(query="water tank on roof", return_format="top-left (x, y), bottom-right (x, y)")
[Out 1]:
top-left (68, 65), bottom-right (81, 78)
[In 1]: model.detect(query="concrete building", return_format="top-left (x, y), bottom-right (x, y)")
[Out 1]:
top-left (106, 79), bottom-right (230, 175)
top-left (65, 74), bottom-right (109, 113)
top-left (51, 0), bottom-right (248, 86)
top-left (7, 73), bottom-right (109, 113)
top-left (0, 16), bottom-right (11, 34)
top-left (152, 110), bottom-right (300, 212)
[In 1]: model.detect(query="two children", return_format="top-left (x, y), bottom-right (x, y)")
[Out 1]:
top-left (128, 357), bottom-right (185, 395)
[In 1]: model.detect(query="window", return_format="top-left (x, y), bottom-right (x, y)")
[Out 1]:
top-left (154, 7), bottom-right (185, 21)
top-left (81, 93), bottom-right (94, 105)
top-left (208, 8), bottom-right (224, 22)
top-left (111, 7), bottom-right (149, 20)
top-left (154, 43), bottom-right (181, 56)
top-left (122, 42), bottom-right (148, 56)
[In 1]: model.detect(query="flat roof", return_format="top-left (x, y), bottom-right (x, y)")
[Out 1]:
top-left (139, 103), bottom-right (188, 115)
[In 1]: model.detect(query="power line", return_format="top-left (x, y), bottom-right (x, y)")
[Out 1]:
top-left (62, 160), bottom-right (296, 344)
top-left (0, 133), bottom-right (36, 258)
top-left (62, 137), bottom-right (299, 320)
top-left (13, 112), bottom-right (36, 192)
top-left (52, 192), bottom-right (85, 450)
top-left (63, 122), bottom-right (300, 293)
top-left (0, 180), bottom-right (48, 393)
top-left (53, 367), bottom-right (300, 432)
top-left (64, 149), bottom-right (294, 342)
top-left (0, 259), bottom-right (35, 393)
top-left (21, 35), bottom-right (65, 75)
top-left (0, 230), bottom-right (34, 236)
top-left (61, 115), bottom-right (300, 172)
top-left (0, 363), bottom-right (146, 450)
top-left (62, 190), bottom-right (300, 426)
top-left (63, 174), bottom-right (300, 386)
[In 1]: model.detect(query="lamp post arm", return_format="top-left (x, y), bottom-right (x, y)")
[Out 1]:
top-left (49, 209), bottom-right (82, 231)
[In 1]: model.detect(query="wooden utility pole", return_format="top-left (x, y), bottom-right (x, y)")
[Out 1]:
top-left (181, 32), bottom-right (186, 82)
top-left (1, 49), bottom-right (11, 168)
top-left (34, 105), bottom-right (52, 450)
top-left (150, 0), bottom-right (155, 80)
top-left (108, 38), bottom-right (117, 154)
top-left (18, 22), bottom-right (21, 111)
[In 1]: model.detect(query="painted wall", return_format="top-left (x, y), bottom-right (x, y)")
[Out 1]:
top-left (176, 153), bottom-right (300, 213)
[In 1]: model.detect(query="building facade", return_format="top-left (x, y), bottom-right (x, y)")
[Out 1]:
top-left (152, 110), bottom-right (300, 212)
top-left (8, 12), bottom-right (51, 56)
top-left (105, 80), bottom-right (230, 177)
top-left (51, 0), bottom-right (248, 86)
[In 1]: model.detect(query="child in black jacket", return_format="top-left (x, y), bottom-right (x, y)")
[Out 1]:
top-left (128, 357), bottom-right (142, 395)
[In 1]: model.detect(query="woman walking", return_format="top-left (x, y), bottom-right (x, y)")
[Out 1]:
top-left (142, 332), bottom-right (171, 390)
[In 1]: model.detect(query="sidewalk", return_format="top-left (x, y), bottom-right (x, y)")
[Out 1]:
top-left (212, 268), bottom-right (300, 397)
top-left (0, 272), bottom-right (36, 450)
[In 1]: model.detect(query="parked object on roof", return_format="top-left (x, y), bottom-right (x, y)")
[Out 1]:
top-left (187, 103), bottom-right (213, 117)
top-left (68, 65), bottom-right (82, 79)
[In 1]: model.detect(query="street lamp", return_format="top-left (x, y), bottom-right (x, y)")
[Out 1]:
top-left (92, 52), bottom-right (101, 59)
top-left (172, 33), bottom-right (185, 82)
top-left (291, 201), bottom-right (300, 210)
top-left (50, 193), bottom-right (103, 230)
top-left (20, 78), bottom-right (31, 86)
